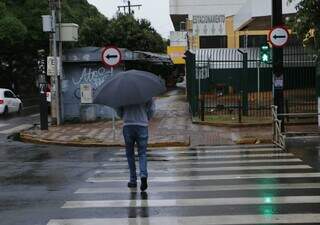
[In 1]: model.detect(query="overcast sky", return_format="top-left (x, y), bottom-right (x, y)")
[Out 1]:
top-left (87, 0), bottom-right (174, 38)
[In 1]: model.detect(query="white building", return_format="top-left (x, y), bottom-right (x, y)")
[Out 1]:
top-left (169, 0), bottom-right (300, 49)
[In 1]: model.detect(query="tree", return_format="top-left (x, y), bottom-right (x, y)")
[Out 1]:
top-left (288, 0), bottom-right (320, 49)
top-left (0, 0), bottom-right (166, 97)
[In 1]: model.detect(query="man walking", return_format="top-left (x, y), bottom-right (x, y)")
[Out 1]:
top-left (116, 99), bottom-right (155, 191)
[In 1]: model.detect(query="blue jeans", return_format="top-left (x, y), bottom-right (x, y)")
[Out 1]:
top-left (123, 125), bottom-right (148, 183)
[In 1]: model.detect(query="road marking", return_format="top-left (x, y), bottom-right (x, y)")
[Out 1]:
top-left (115, 148), bottom-right (284, 156)
top-left (63, 196), bottom-right (320, 208)
top-left (46, 214), bottom-right (320, 225)
top-left (95, 165), bottom-right (311, 174)
top-left (0, 123), bottom-right (9, 128)
top-left (75, 182), bottom-right (320, 194)
top-left (102, 158), bottom-right (302, 167)
top-left (87, 172), bottom-right (320, 183)
top-left (0, 124), bottom-right (33, 134)
top-left (108, 153), bottom-right (294, 162)
top-left (29, 113), bottom-right (40, 118)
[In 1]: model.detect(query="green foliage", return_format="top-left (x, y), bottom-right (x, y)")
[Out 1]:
top-left (0, 0), bottom-right (166, 96)
top-left (288, 0), bottom-right (320, 50)
top-left (0, 16), bottom-right (27, 46)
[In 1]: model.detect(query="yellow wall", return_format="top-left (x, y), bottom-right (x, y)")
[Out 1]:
top-left (176, 16), bottom-right (291, 50)
top-left (226, 16), bottom-right (270, 48)
top-left (167, 46), bottom-right (186, 64)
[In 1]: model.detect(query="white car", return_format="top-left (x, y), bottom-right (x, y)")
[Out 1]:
top-left (0, 88), bottom-right (23, 116)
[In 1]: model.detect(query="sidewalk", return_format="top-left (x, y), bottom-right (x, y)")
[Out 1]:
top-left (20, 88), bottom-right (274, 147)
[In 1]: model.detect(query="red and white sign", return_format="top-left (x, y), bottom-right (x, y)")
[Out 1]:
top-left (269, 26), bottom-right (289, 48)
top-left (101, 46), bottom-right (122, 67)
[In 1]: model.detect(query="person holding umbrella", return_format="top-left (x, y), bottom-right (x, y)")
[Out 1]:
top-left (94, 69), bottom-right (166, 192)
top-left (116, 99), bottom-right (155, 191)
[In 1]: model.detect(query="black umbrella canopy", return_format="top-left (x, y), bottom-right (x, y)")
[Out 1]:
top-left (93, 70), bottom-right (166, 107)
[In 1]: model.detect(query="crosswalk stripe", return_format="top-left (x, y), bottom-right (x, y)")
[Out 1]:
top-left (87, 172), bottom-right (320, 183)
top-left (95, 165), bottom-right (312, 174)
top-left (62, 196), bottom-right (320, 208)
top-left (0, 124), bottom-right (33, 134)
top-left (102, 158), bottom-right (302, 167)
top-left (0, 123), bottom-right (9, 128)
top-left (195, 144), bottom-right (277, 149)
top-left (75, 182), bottom-right (320, 194)
top-left (115, 148), bottom-right (284, 155)
top-left (109, 153), bottom-right (294, 162)
top-left (46, 214), bottom-right (320, 225)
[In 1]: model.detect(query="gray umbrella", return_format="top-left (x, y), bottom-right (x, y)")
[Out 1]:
top-left (93, 69), bottom-right (166, 107)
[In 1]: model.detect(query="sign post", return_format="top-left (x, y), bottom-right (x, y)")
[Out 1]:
top-left (271, 0), bottom-right (286, 132)
top-left (101, 46), bottom-right (122, 139)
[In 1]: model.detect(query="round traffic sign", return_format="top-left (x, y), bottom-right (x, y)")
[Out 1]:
top-left (101, 46), bottom-right (122, 67)
top-left (269, 26), bottom-right (289, 48)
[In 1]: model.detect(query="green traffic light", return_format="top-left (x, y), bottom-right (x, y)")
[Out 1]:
top-left (260, 44), bottom-right (271, 63)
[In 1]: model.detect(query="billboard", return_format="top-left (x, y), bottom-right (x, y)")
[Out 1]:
top-left (167, 46), bottom-right (186, 65)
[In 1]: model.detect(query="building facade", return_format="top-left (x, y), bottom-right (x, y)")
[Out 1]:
top-left (169, 0), bottom-right (300, 50)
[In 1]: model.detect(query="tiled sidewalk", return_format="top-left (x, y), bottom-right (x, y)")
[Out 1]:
top-left (20, 88), bottom-right (273, 147)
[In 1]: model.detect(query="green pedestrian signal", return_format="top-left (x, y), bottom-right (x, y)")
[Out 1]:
top-left (260, 44), bottom-right (271, 63)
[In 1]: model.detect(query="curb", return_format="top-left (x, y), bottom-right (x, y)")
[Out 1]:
top-left (19, 132), bottom-right (190, 148)
top-left (192, 120), bottom-right (272, 128)
top-left (235, 137), bottom-right (273, 145)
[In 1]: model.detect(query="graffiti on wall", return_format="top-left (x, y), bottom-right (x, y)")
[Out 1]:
top-left (72, 67), bottom-right (114, 100)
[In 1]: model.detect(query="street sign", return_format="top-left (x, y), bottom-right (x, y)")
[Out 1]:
top-left (101, 46), bottom-right (122, 67)
top-left (47, 56), bottom-right (61, 76)
top-left (269, 26), bottom-right (289, 48)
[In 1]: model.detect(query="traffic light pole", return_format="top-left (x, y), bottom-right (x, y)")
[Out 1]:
top-left (272, 0), bottom-right (285, 132)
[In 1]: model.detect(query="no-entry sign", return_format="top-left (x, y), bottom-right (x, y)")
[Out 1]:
top-left (101, 46), bottom-right (122, 67)
top-left (269, 26), bottom-right (289, 48)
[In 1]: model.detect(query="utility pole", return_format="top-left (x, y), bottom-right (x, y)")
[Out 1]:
top-left (37, 49), bottom-right (48, 130)
top-left (272, 0), bottom-right (285, 132)
top-left (118, 1), bottom-right (142, 15)
top-left (48, 0), bottom-right (61, 125)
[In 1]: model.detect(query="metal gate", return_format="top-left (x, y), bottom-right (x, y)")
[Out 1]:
top-left (185, 47), bottom-right (317, 123)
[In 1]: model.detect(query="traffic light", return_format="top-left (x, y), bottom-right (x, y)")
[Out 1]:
top-left (260, 44), bottom-right (271, 63)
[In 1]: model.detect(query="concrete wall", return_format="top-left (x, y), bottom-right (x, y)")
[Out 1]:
top-left (170, 0), bottom-right (246, 17)
top-left (234, 0), bottom-right (300, 31)
top-left (61, 47), bottom-right (132, 122)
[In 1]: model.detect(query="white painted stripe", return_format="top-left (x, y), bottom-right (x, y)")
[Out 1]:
top-left (109, 153), bottom-right (294, 162)
top-left (195, 144), bottom-right (276, 149)
top-left (75, 182), bottom-right (320, 194)
top-left (0, 123), bottom-right (9, 128)
top-left (102, 158), bottom-right (302, 167)
top-left (95, 165), bottom-right (311, 174)
top-left (29, 113), bottom-right (40, 118)
top-left (87, 172), bottom-right (320, 183)
top-left (0, 124), bottom-right (33, 134)
top-left (63, 196), bottom-right (320, 208)
top-left (46, 214), bottom-right (320, 225)
top-left (115, 148), bottom-right (284, 156)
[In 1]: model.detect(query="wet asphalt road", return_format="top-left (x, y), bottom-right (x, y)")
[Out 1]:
top-left (1, 133), bottom-right (320, 225)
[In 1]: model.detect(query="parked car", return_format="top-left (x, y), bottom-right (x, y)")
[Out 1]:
top-left (0, 88), bottom-right (23, 116)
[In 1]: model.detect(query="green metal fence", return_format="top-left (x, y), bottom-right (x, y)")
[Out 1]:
top-left (185, 47), bottom-right (317, 123)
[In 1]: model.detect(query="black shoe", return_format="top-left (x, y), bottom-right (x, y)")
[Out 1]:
top-left (140, 177), bottom-right (148, 192)
top-left (127, 182), bottom-right (137, 188)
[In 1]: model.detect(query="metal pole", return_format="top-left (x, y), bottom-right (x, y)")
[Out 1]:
top-left (38, 50), bottom-right (48, 130)
top-left (272, 0), bottom-right (285, 132)
top-left (57, 0), bottom-right (62, 124)
top-left (257, 61), bottom-right (260, 106)
top-left (111, 67), bottom-right (116, 139)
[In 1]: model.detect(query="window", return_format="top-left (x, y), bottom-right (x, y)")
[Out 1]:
top-left (4, 91), bottom-right (14, 98)
top-left (200, 36), bottom-right (227, 48)
top-left (240, 35), bottom-right (267, 48)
